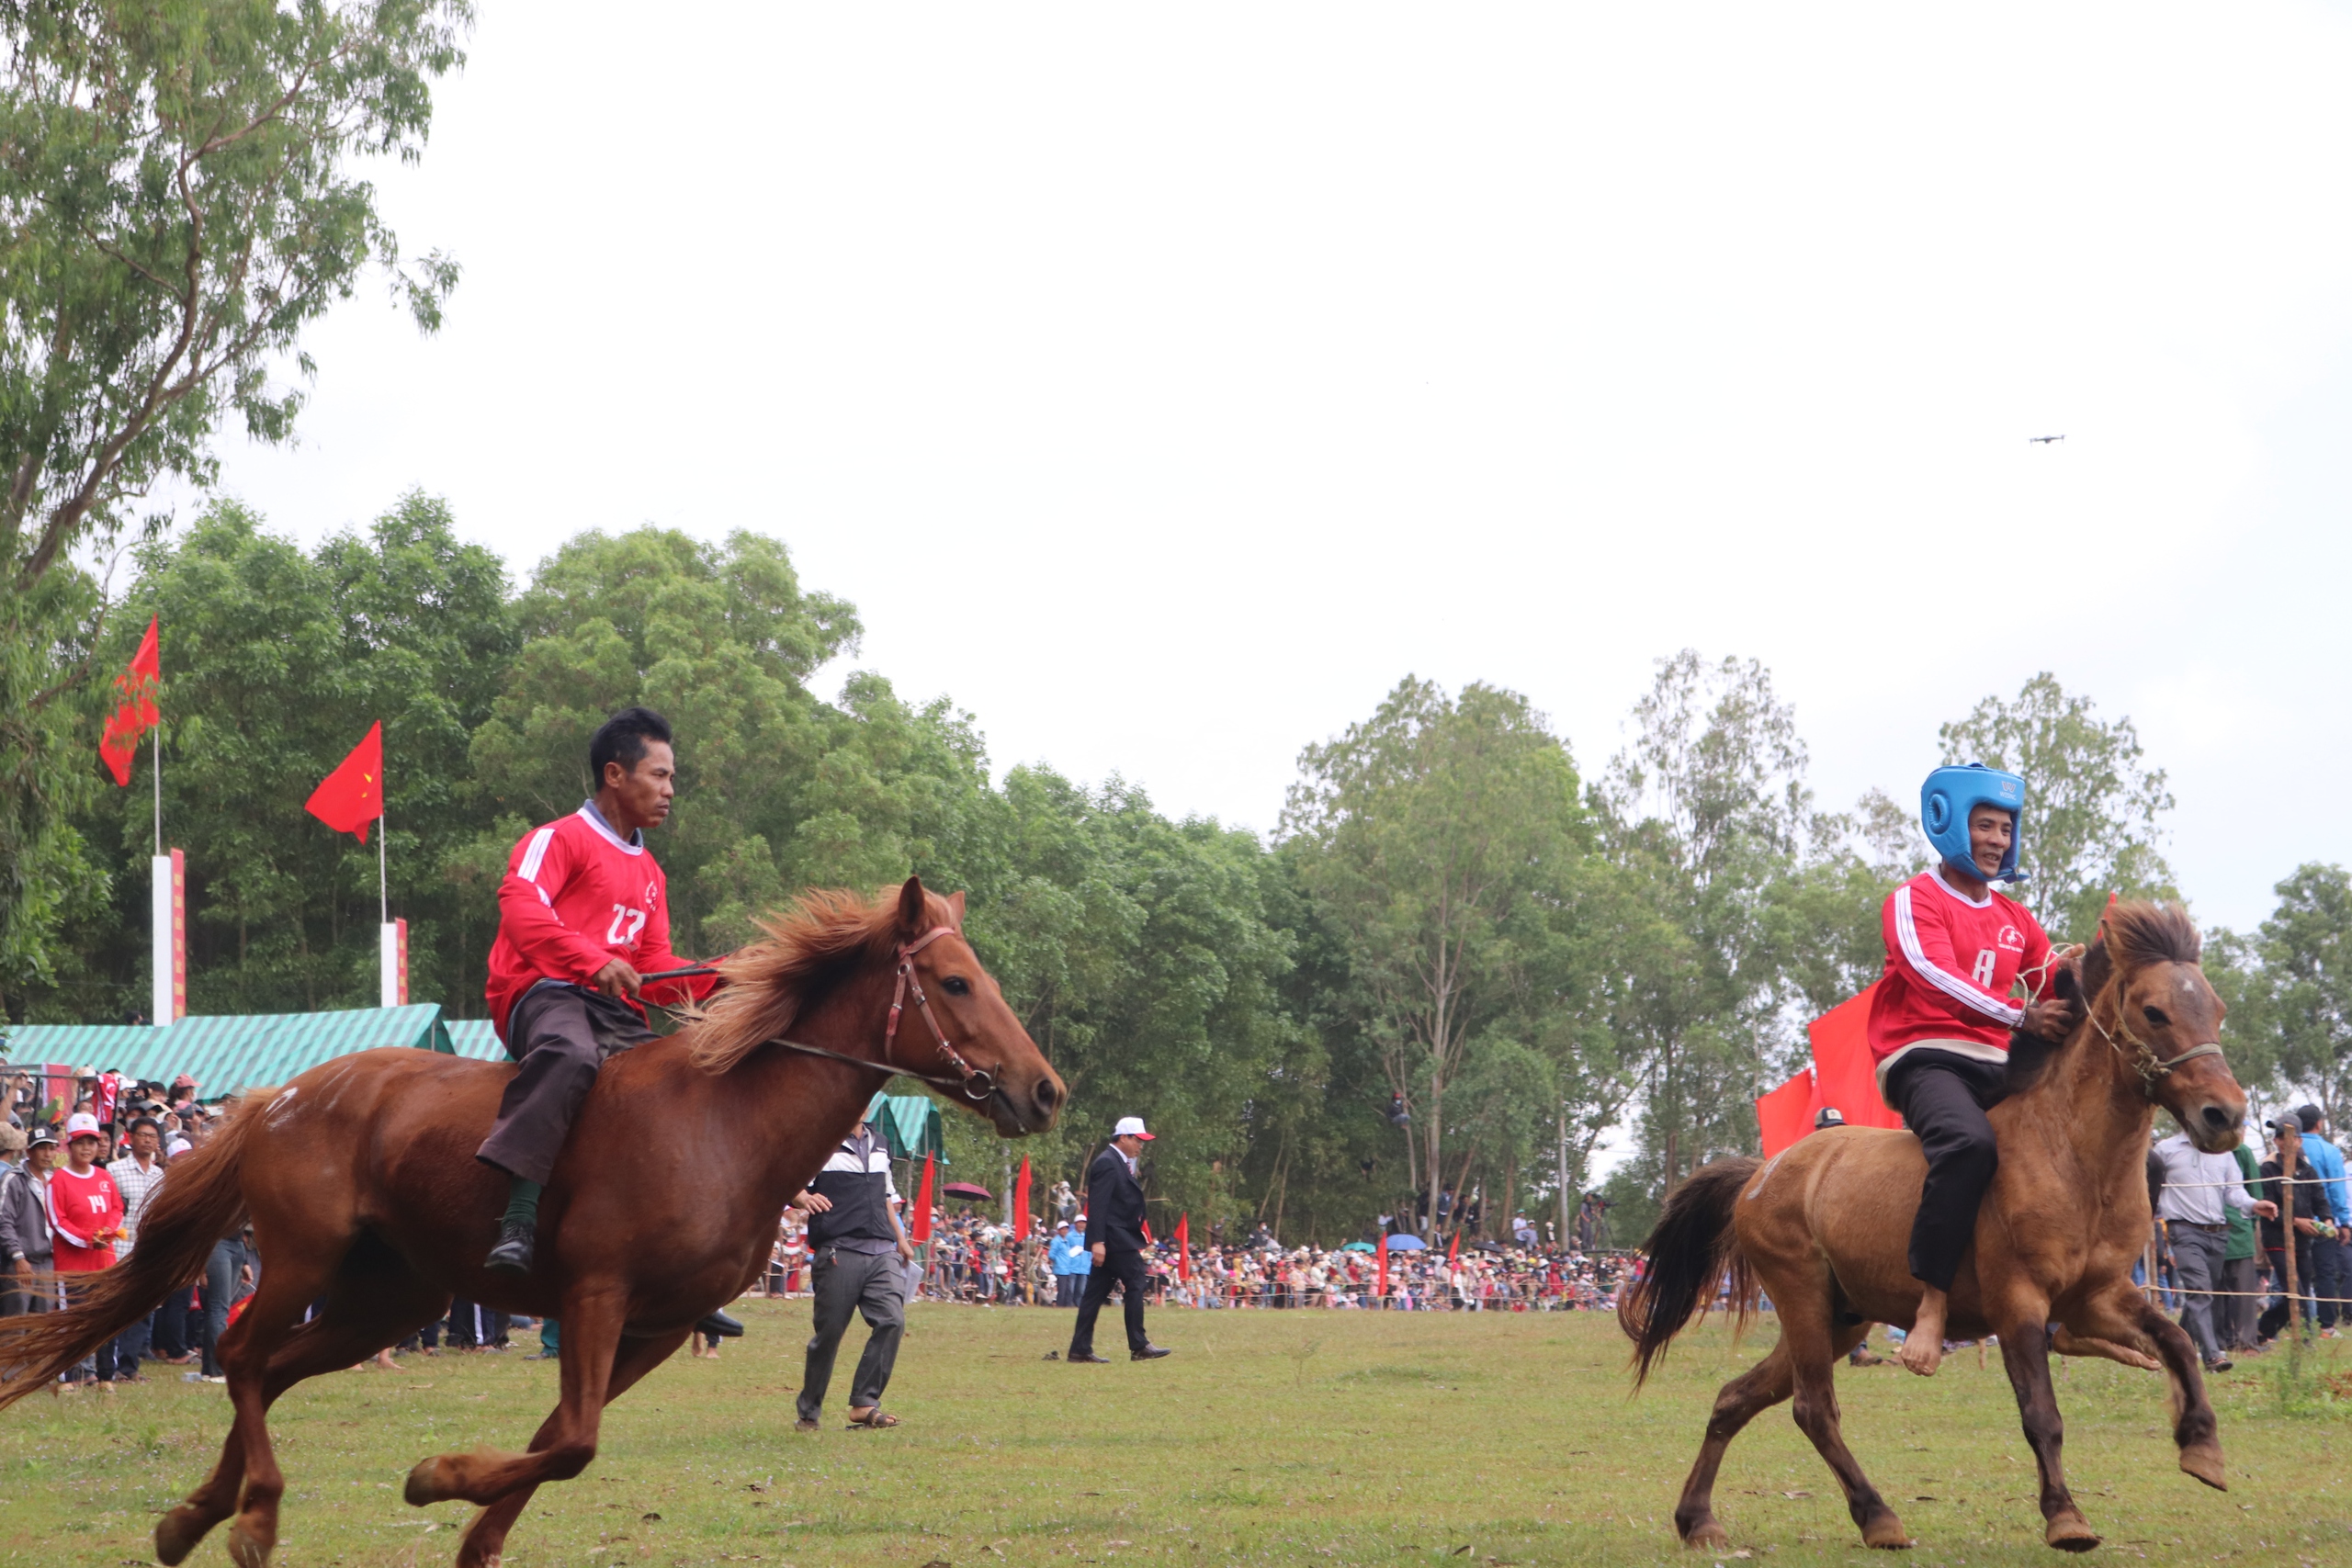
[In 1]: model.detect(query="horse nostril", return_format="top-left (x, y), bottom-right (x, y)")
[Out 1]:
top-left (2201, 1104), bottom-right (2231, 1130)
top-left (1034, 1079), bottom-right (1061, 1113)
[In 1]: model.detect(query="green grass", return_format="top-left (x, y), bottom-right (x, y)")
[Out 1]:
top-left (7, 1301), bottom-right (2352, 1567)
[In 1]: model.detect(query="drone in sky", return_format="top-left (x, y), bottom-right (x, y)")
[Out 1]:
top-left (2029, 434), bottom-right (2066, 445)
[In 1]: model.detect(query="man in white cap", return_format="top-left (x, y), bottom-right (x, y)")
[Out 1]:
top-left (1069, 1117), bottom-right (1170, 1363)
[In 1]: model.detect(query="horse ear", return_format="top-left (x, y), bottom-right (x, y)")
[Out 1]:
top-left (945, 890), bottom-right (966, 930)
top-left (2078, 931), bottom-right (2113, 1003)
top-left (896, 875), bottom-right (927, 939)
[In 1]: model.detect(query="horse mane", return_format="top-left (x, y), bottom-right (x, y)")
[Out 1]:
top-left (684, 886), bottom-right (934, 1075)
top-left (2007, 900), bottom-right (2202, 1094)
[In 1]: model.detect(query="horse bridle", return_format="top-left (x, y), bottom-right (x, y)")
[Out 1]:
top-left (2085, 971), bottom-right (2225, 1099)
top-left (760, 926), bottom-right (1000, 1103)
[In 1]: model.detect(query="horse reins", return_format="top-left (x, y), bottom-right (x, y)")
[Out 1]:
top-left (758, 926), bottom-right (1001, 1104)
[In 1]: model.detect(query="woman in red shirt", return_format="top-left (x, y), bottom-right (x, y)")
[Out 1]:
top-left (1868, 766), bottom-right (2080, 1375)
top-left (48, 1111), bottom-right (125, 1391)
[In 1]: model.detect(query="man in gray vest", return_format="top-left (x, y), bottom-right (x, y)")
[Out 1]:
top-left (797, 1100), bottom-right (916, 1430)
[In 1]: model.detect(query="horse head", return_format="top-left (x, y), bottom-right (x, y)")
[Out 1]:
top-left (688, 876), bottom-right (1066, 1138)
top-left (881, 874), bottom-right (1067, 1137)
top-left (2074, 901), bottom-right (2245, 1152)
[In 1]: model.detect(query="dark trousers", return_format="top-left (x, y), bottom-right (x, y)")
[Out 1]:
top-left (2165, 1222), bottom-right (2227, 1363)
top-left (152, 1284), bottom-right (198, 1358)
top-left (111, 1308), bottom-right (153, 1376)
top-left (2260, 1240), bottom-right (2318, 1339)
top-left (60, 1274), bottom-right (118, 1382)
top-left (797, 1248), bottom-right (905, 1420)
top-left (477, 986), bottom-right (650, 1187)
top-left (201, 1238), bottom-right (243, 1377)
top-left (2220, 1254), bottom-right (2260, 1348)
top-left (1054, 1273), bottom-right (1080, 1307)
top-left (0, 1260), bottom-right (54, 1317)
top-left (1887, 1053), bottom-right (2009, 1292)
top-left (1070, 1247), bottom-right (1150, 1356)
top-left (447, 1299), bottom-right (508, 1348)
top-left (2310, 1235), bottom-right (2351, 1329)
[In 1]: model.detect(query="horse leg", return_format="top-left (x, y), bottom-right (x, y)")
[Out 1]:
top-left (2066, 1281), bottom-right (2224, 1489)
top-left (1673, 1339), bottom-right (1796, 1548)
top-left (1786, 1325), bottom-right (1910, 1549)
top-left (406, 1292), bottom-right (634, 1509)
top-left (1994, 1319), bottom-right (2098, 1551)
top-left (452, 1325), bottom-right (692, 1568)
top-left (202, 1258), bottom-right (352, 1568)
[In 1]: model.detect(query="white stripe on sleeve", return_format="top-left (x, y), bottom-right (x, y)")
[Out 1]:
top-left (1894, 885), bottom-right (2024, 1025)
top-left (517, 827), bottom-right (556, 883)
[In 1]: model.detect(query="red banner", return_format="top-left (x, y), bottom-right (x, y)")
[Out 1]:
top-left (1175, 1213), bottom-right (1191, 1281)
top-left (910, 1153), bottom-right (935, 1242)
top-left (1376, 1235), bottom-right (1389, 1301)
top-left (1809, 983), bottom-right (1901, 1131)
top-left (1756, 1067), bottom-right (1815, 1157)
top-left (1013, 1156), bottom-right (1033, 1241)
top-left (306, 721), bottom-right (384, 843)
top-left (98, 616), bottom-right (161, 787)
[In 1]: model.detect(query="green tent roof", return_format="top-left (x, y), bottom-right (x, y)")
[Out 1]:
top-left (871, 1093), bottom-right (944, 1162)
top-left (0, 1006), bottom-right (452, 1102)
top-left (444, 1019), bottom-right (506, 1062)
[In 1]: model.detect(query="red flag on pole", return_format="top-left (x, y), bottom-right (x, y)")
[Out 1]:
top-left (1756, 1067), bottom-right (1816, 1157)
top-left (1446, 1229), bottom-right (1461, 1266)
top-left (910, 1152), bottom-right (935, 1243)
top-left (306, 722), bottom-right (385, 843)
top-left (1141, 1219), bottom-right (1155, 1245)
top-left (99, 616), bottom-right (162, 787)
top-left (1376, 1234), bottom-right (1389, 1302)
top-left (1013, 1157), bottom-right (1033, 1241)
top-left (1175, 1213), bottom-right (1191, 1281)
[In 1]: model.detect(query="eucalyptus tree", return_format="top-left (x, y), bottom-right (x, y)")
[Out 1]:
top-left (1282, 677), bottom-right (1589, 1234)
top-left (0, 0), bottom-right (469, 998)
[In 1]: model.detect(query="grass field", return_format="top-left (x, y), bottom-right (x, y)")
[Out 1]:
top-left (6, 1300), bottom-right (2351, 1568)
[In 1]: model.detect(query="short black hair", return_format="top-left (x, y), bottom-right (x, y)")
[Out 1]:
top-left (2297, 1103), bottom-right (2324, 1132)
top-left (589, 706), bottom-right (673, 783)
top-left (129, 1115), bottom-right (159, 1136)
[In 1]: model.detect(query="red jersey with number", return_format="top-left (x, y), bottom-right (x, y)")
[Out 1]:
top-left (47, 1164), bottom-right (122, 1272)
top-left (1867, 869), bottom-right (2053, 1085)
top-left (484, 803), bottom-right (712, 1042)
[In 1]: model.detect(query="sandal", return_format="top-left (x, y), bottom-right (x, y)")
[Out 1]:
top-left (844, 1409), bottom-right (899, 1430)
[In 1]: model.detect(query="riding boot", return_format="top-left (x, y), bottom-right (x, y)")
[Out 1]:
top-left (486, 1219), bottom-right (536, 1274)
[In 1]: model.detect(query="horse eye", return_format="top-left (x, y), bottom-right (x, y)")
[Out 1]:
top-left (943, 976), bottom-right (970, 997)
top-left (2143, 1005), bottom-right (2171, 1028)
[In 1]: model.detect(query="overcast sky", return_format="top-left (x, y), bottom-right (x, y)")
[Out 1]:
top-left (194, 2), bottom-right (2352, 935)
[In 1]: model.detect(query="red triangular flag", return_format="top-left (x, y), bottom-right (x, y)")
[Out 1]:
top-left (910, 1152), bottom-right (935, 1243)
top-left (306, 722), bottom-right (384, 842)
top-left (1141, 1219), bottom-right (1155, 1245)
top-left (1175, 1213), bottom-right (1191, 1281)
top-left (99, 616), bottom-right (162, 787)
top-left (1013, 1157), bottom-right (1033, 1241)
top-left (1376, 1234), bottom-right (1389, 1301)
top-left (1446, 1229), bottom-right (1461, 1266)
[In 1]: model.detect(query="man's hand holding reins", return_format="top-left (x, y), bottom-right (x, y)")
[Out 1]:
top-left (591, 957), bottom-right (643, 1001)
top-left (2020, 994), bottom-right (2082, 1044)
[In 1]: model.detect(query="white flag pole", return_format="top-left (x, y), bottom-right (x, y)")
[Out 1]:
top-left (378, 803), bottom-right (398, 1008)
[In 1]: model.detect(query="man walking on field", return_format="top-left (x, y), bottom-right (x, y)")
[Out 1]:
top-left (1068, 1117), bottom-right (1170, 1363)
top-left (477, 708), bottom-right (734, 1336)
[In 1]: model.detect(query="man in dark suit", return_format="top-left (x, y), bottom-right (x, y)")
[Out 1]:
top-left (1069, 1117), bottom-right (1170, 1363)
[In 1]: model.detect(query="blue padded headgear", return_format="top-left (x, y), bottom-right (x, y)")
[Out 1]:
top-left (1920, 763), bottom-right (2028, 884)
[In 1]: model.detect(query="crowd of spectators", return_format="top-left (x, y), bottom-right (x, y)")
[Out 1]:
top-left (758, 1197), bottom-right (1637, 1314)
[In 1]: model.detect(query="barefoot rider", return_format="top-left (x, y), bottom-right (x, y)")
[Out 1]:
top-left (1868, 764), bottom-right (2081, 1376)
top-left (477, 708), bottom-right (739, 1336)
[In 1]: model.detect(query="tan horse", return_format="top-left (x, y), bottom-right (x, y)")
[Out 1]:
top-left (1621, 903), bottom-right (2249, 1553)
top-left (0, 877), bottom-right (1062, 1568)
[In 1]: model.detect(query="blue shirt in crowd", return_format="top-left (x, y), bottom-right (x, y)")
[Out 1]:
top-left (2298, 1134), bottom-right (2352, 1226)
top-left (1049, 1231), bottom-right (1092, 1275)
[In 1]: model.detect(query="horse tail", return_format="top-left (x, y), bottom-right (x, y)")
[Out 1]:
top-left (1618, 1156), bottom-right (1761, 1388)
top-left (0, 1090), bottom-right (266, 1409)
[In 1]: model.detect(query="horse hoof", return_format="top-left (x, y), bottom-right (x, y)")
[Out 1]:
top-left (1861, 1515), bottom-right (1914, 1550)
top-left (404, 1457), bottom-right (447, 1506)
top-left (1679, 1517), bottom-right (1729, 1550)
top-left (2045, 1511), bottom-right (2101, 1551)
top-left (154, 1507), bottom-right (214, 1566)
top-left (225, 1521), bottom-right (274, 1568)
top-left (2179, 1442), bottom-right (2227, 1491)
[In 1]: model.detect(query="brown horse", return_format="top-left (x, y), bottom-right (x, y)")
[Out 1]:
top-left (1621, 903), bottom-right (2249, 1553)
top-left (0, 876), bottom-right (1062, 1568)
